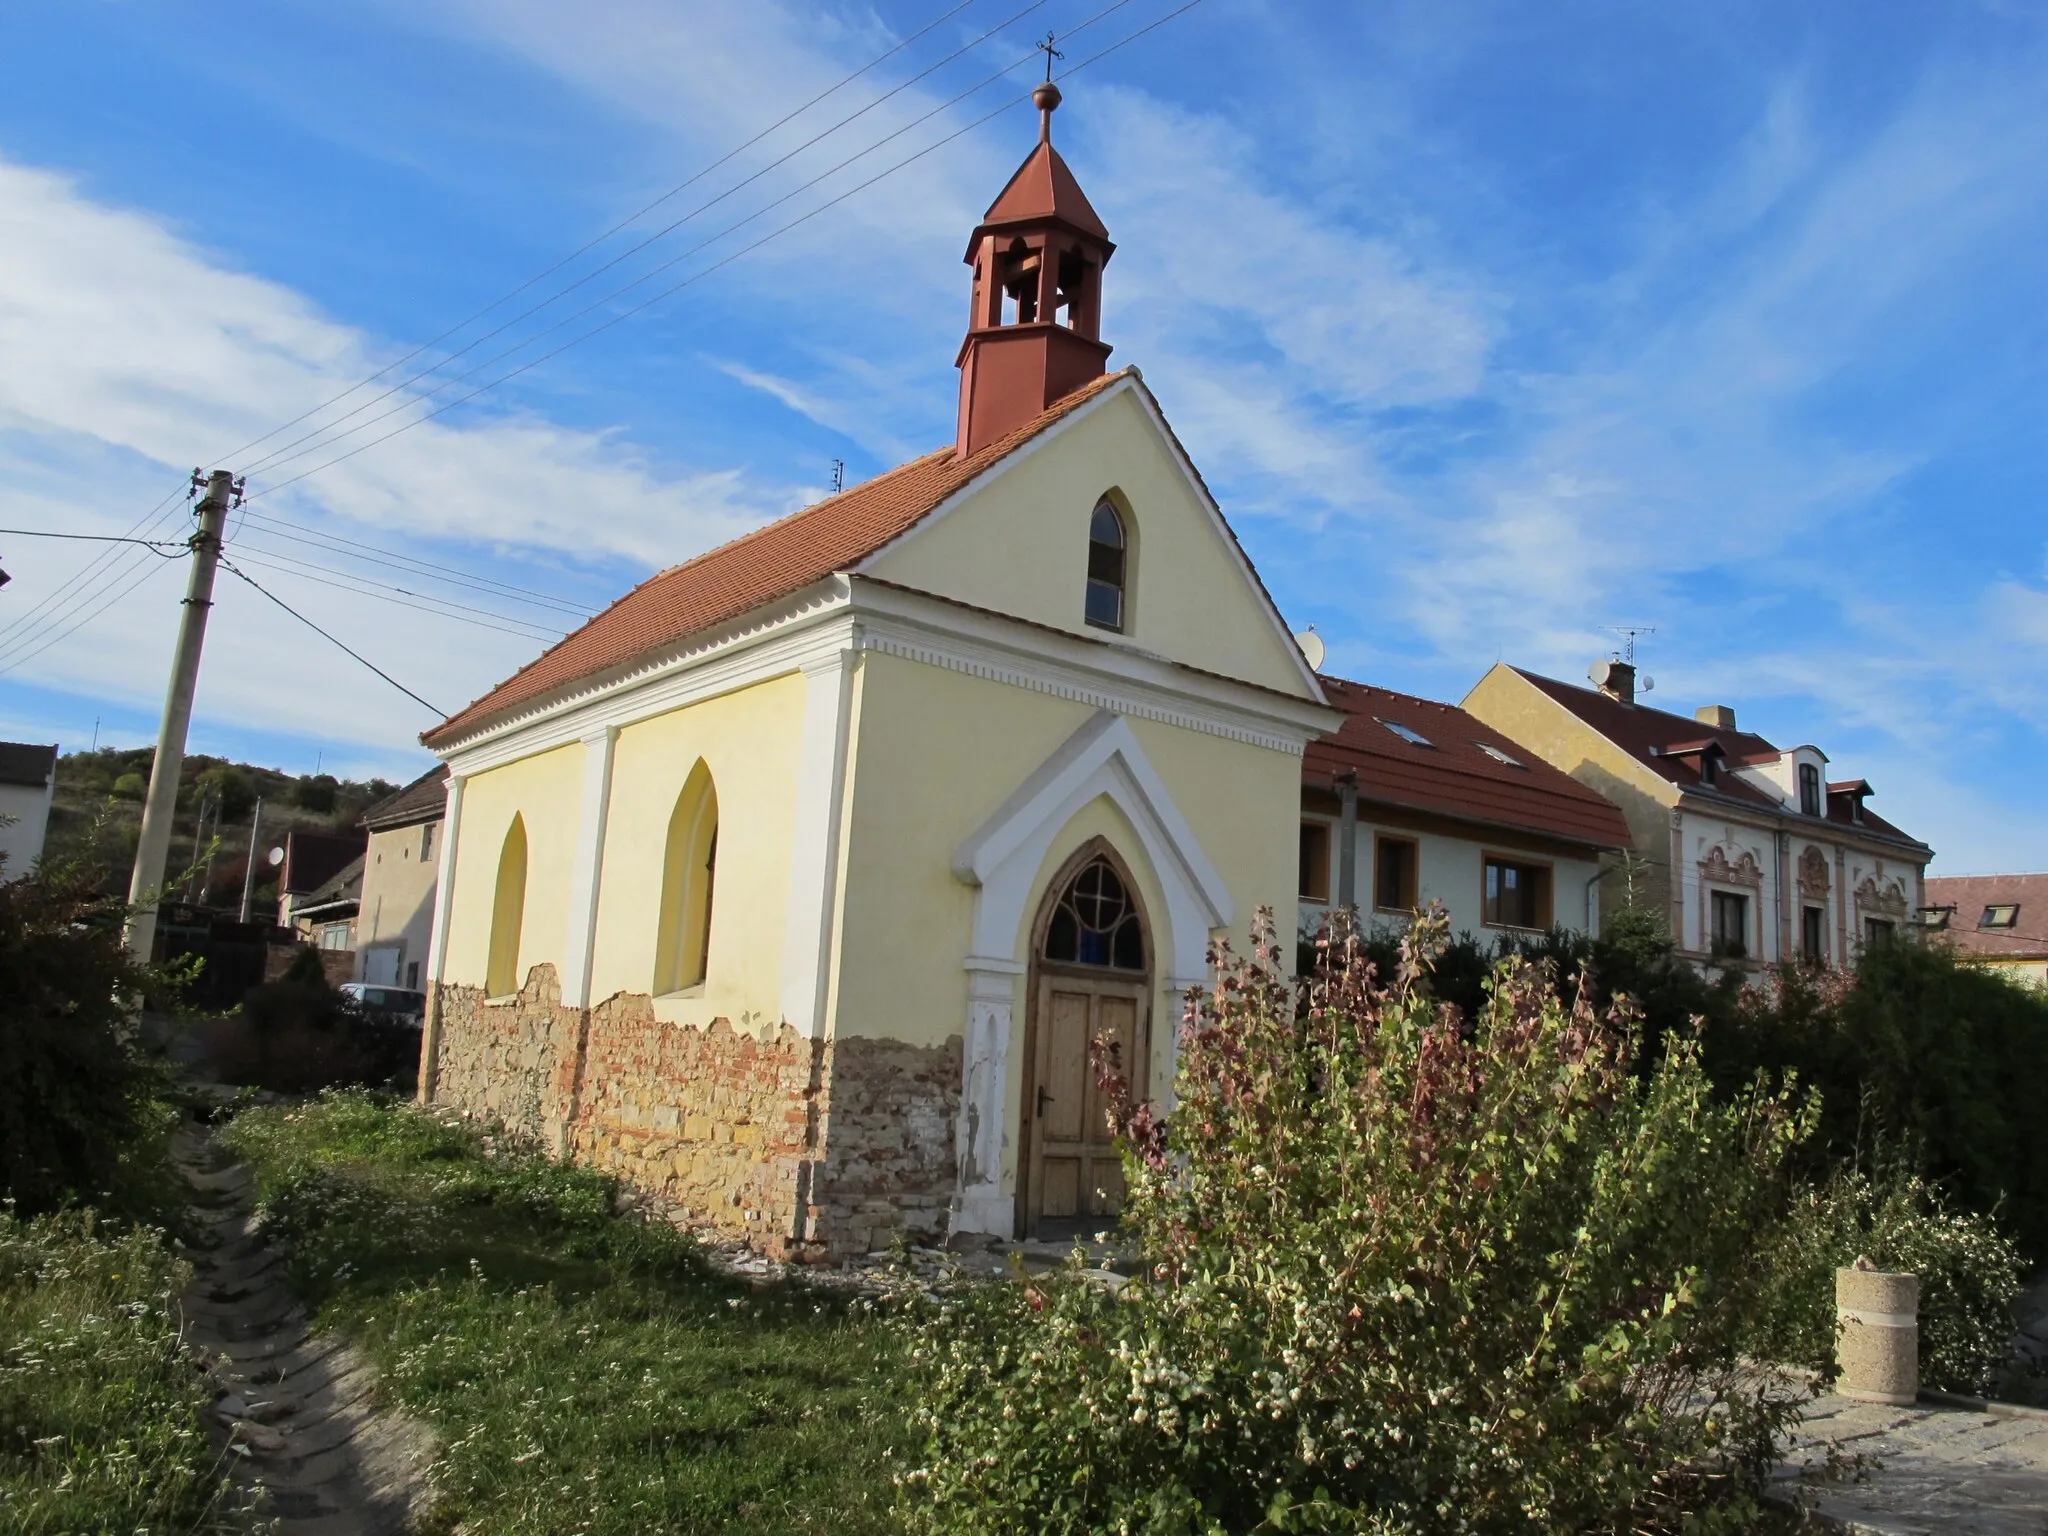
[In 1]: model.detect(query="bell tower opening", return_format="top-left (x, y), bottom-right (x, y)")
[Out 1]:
top-left (955, 79), bottom-right (1116, 458)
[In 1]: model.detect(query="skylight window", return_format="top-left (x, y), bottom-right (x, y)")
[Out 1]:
top-left (1980, 904), bottom-right (2021, 930)
top-left (1475, 742), bottom-right (1525, 768)
top-left (1378, 719), bottom-right (1434, 748)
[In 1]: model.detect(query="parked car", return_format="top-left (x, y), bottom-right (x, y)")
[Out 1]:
top-left (339, 983), bottom-right (427, 1027)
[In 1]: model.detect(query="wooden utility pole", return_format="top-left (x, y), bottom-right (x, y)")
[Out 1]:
top-left (126, 469), bottom-right (235, 961)
top-left (239, 795), bottom-right (265, 925)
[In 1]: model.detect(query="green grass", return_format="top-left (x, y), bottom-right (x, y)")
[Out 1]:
top-left (0, 1208), bottom-right (253, 1533)
top-left (224, 1092), bottom-right (913, 1535)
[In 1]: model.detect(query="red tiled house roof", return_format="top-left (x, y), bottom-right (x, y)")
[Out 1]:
top-left (423, 370), bottom-right (1131, 748)
top-left (360, 765), bottom-right (449, 831)
top-left (1304, 676), bottom-right (1631, 852)
top-left (1507, 668), bottom-right (1926, 845)
top-left (1924, 873), bottom-right (2048, 962)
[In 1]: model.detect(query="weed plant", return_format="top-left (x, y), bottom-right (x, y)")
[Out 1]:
top-left (0, 1208), bottom-right (256, 1533)
top-left (225, 1092), bottom-right (910, 1535)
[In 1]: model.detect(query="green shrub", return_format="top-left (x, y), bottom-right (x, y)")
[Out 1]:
top-left (1748, 1166), bottom-right (2024, 1394)
top-left (0, 850), bottom-right (181, 1218)
top-left (0, 1208), bottom-right (251, 1532)
top-left (899, 912), bottom-right (1815, 1535)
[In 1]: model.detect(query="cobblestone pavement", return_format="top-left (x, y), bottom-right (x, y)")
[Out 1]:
top-left (174, 1121), bottom-right (434, 1535)
top-left (1780, 1393), bottom-right (2048, 1535)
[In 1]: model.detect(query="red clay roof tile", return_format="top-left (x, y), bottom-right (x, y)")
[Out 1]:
top-left (423, 370), bottom-right (1130, 748)
top-left (1303, 676), bottom-right (1631, 852)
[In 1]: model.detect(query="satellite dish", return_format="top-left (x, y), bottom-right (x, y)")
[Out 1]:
top-left (267, 846), bottom-right (285, 867)
top-left (1641, 675), bottom-right (1655, 693)
top-left (1294, 626), bottom-right (1325, 672)
top-left (1588, 658), bottom-right (1613, 688)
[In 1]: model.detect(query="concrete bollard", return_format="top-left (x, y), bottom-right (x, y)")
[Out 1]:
top-left (1836, 1260), bottom-right (1919, 1405)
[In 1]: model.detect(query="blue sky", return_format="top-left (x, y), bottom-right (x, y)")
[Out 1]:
top-left (1, 0), bottom-right (2044, 873)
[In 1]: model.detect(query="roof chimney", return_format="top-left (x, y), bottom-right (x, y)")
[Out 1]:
top-left (1695, 705), bottom-right (1736, 731)
top-left (1589, 658), bottom-right (1635, 705)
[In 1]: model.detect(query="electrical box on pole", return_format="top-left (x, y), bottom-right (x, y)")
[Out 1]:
top-left (126, 469), bottom-right (237, 961)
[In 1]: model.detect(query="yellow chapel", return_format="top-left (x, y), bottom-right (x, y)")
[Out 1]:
top-left (416, 84), bottom-right (1342, 1257)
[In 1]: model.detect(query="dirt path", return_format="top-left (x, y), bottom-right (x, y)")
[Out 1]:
top-left (174, 1120), bottom-right (434, 1534)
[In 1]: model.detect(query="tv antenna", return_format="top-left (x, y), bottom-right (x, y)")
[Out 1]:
top-left (1603, 625), bottom-right (1655, 664)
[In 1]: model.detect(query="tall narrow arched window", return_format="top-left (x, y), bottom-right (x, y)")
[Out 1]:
top-left (655, 763), bottom-right (719, 995)
top-left (486, 814), bottom-right (527, 997)
top-left (1085, 499), bottom-right (1126, 632)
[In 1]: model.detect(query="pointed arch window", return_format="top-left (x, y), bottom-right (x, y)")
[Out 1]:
top-left (1085, 499), bottom-right (1127, 632)
top-left (486, 815), bottom-right (527, 998)
top-left (1042, 856), bottom-right (1145, 971)
top-left (655, 763), bottom-right (719, 995)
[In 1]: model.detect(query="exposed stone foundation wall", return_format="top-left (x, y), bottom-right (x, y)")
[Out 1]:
top-left (427, 970), bottom-right (960, 1260)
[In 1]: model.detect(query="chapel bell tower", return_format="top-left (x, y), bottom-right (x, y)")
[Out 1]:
top-left (955, 79), bottom-right (1116, 458)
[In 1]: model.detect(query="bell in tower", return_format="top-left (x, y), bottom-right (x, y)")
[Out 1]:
top-left (955, 79), bottom-right (1116, 458)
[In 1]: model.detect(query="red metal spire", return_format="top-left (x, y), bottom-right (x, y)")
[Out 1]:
top-left (954, 83), bottom-right (1115, 458)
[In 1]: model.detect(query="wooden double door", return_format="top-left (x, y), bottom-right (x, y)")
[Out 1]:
top-left (1021, 970), bottom-right (1147, 1239)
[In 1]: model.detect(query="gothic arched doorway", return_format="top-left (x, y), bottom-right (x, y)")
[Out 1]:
top-left (1019, 839), bottom-right (1152, 1239)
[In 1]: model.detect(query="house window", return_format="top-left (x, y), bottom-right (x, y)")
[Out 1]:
top-left (486, 815), bottom-right (527, 997)
top-left (1483, 856), bottom-right (1549, 929)
top-left (1798, 764), bottom-right (1821, 816)
top-left (1298, 821), bottom-right (1331, 904)
top-left (421, 821), bottom-right (436, 863)
top-left (655, 763), bottom-right (719, 995)
top-left (1379, 719), bottom-right (1434, 748)
top-left (1043, 856), bottom-right (1145, 971)
top-left (320, 923), bottom-right (351, 952)
top-left (1700, 752), bottom-right (1719, 787)
top-left (1864, 917), bottom-right (1895, 949)
top-left (1475, 741), bottom-right (1524, 768)
top-left (1085, 499), bottom-right (1127, 632)
top-left (1710, 891), bottom-right (1749, 958)
top-left (1980, 904), bottom-right (2020, 929)
top-left (406, 960), bottom-right (420, 990)
top-left (1375, 836), bottom-right (1418, 912)
top-left (1801, 905), bottom-right (1826, 964)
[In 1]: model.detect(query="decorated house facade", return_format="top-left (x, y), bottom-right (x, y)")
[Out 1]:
top-left (1463, 661), bottom-right (1933, 968)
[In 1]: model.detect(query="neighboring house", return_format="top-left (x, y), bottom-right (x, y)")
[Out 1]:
top-left (275, 828), bottom-right (365, 931)
top-left (416, 91), bottom-right (1342, 1259)
top-left (1923, 874), bottom-right (2048, 989)
top-left (292, 853), bottom-right (363, 955)
top-left (1298, 679), bottom-right (1631, 941)
top-left (354, 766), bottom-right (448, 991)
top-left (1464, 661), bottom-right (1932, 968)
top-left (0, 742), bottom-right (57, 879)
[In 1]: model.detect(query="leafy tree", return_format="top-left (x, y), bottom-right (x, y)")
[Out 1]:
top-left (293, 773), bottom-right (339, 813)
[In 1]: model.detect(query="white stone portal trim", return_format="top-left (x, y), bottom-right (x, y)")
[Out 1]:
top-left (416, 772), bottom-right (466, 1104)
top-left (953, 958), bottom-right (1025, 1234)
top-left (953, 709), bottom-right (1233, 980)
top-left (559, 728), bottom-right (618, 1009)
top-left (779, 646), bottom-right (859, 1039)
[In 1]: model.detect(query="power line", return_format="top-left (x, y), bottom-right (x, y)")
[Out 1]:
top-left (0, 550), bottom-right (176, 679)
top-left (219, 558), bottom-right (444, 715)
top-left (0, 480), bottom-right (188, 652)
top-left (238, 0), bottom-right (1070, 483)
top-left (244, 0), bottom-right (1185, 504)
top-left (0, 528), bottom-right (188, 553)
top-left (231, 508), bottom-right (596, 616)
top-left (210, 0), bottom-right (989, 470)
top-left (0, 538), bottom-right (177, 668)
top-left (224, 548), bottom-right (567, 641)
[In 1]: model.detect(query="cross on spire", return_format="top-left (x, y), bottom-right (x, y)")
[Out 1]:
top-left (1036, 31), bottom-right (1062, 81)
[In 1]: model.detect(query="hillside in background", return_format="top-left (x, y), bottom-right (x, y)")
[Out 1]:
top-left (47, 748), bottom-right (398, 909)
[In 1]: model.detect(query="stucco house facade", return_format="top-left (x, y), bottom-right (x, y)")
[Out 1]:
top-left (416, 91), bottom-right (1341, 1258)
top-left (1463, 661), bottom-right (1932, 968)
top-left (1297, 679), bottom-right (1630, 943)
top-left (355, 766), bottom-right (448, 990)
top-left (0, 742), bottom-right (57, 880)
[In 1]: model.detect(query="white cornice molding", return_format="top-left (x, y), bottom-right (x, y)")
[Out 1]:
top-left (849, 578), bottom-right (1337, 751)
top-left (438, 570), bottom-right (1337, 779)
